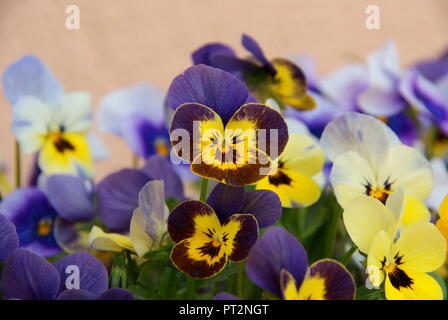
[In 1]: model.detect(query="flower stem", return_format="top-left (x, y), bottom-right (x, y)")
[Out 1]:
top-left (236, 262), bottom-right (244, 298)
top-left (0, 172), bottom-right (12, 195)
top-left (323, 201), bottom-right (341, 258)
top-left (15, 142), bottom-right (21, 189)
top-left (199, 178), bottom-right (209, 202)
top-left (341, 244), bottom-right (358, 266)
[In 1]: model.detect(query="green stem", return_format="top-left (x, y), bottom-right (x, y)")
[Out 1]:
top-left (15, 142), bottom-right (21, 189)
top-left (0, 172), bottom-right (12, 194)
top-left (132, 154), bottom-right (140, 169)
top-left (185, 276), bottom-right (196, 299)
top-left (341, 244), bottom-right (358, 266)
top-left (236, 263), bottom-right (244, 298)
top-left (199, 178), bottom-right (209, 202)
top-left (323, 203), bottom-right (341, 259)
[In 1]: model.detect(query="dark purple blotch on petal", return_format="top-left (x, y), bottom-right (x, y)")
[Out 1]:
top-left (53, 252), bottom-right (108, 296)
top-left (246, 227), bottom-right (308, 297)
top-left (1, 249), bottom-right (60, 300)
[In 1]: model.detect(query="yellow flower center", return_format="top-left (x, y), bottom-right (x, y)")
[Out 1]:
top-left (37, 218), bottom-right (53, 236)
top-left (155, 139), bottom-right (169, 156)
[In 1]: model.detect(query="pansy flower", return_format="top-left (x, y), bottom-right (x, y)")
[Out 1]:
top-left (89, 180), bottom-right (169, 257)
top-left (321, 112), bottom-right (433, 226)
top-left (3, 55), bottom-right (95, 177)
top-left (0, 249), bottom-right (133, 300)
top-left (166, 183), bottom-right (281, 278)
top-left (192, 34), bottom-right (315, 111)
top-left (167, 64), bottom-right (288, 186)
top-left (246, 226), bottom-right (355, 300)
top-left (0, 214), bottom-right (19, 262)
top-left (255, 133), bottom-right (324, 208)
top-left (0, 187), bottom-right (61, 257)
top-left (344, 189), bottom-right (446, 300)
top-left (97, 155), bottom-right (184, 231)
top-left (98, 83), bottom-right (171, 159)
top-left (436, 194), bottom-right (448, 242)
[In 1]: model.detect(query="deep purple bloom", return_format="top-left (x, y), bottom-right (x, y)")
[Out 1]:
top-left (246, 227), bottom-right (355, 300)
top-left (0, 214), bottom-right (19, 262)
top-left (206, 183), bottom-right (282, 228)
top-left (97, 155), bottom-right (184, 231)
top-left (0, 188), bottom-right (61, 257)
top-left (0, 249), bottom-right (133, 300)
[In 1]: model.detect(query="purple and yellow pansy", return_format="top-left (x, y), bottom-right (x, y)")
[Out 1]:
top-left (167, 183), bottom-right (282, 278)
top-left (167, 64), bottom-right (289, 186)
top-left (192, 34), bottom-right (315, 111)
top-left (246, 227), bottom-right (356, 300)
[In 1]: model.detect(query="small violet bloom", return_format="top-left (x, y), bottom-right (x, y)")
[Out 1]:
top-left (167, 64), bottom-right (288, 186)
top-left (0, 214), bottom-right (19, 262)
top-left (0, 249), bottom-right (133, 300)
top-left (246, 226), bottom-right (355, 300)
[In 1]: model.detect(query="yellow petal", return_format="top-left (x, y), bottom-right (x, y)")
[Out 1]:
top-left (367, 230), bottom-right (390, 288)
top-left (440, 195), bottom-right (448, 220)
top-left (343, 195), bottom-right (397, 254)
top-left (385, 268), bottom-right (443, 300)
top-left (401, 195), bottom-right (430, 226)
top-left (130, 209), bottom-right (154, 257)
top-left (280, 133), bottom-right (324, 178)
top-left (88, 226), bottom-right (134, 253)
top-left (392, 221), bottom-right (446, 272)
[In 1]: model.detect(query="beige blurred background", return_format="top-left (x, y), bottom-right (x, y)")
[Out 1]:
top-left (0, 0), bottom-right (447, 183)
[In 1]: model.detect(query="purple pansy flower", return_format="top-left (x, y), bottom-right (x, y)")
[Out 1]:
top-left (246, 227), bottom-right (355, 300)
top-left (0, 188), bottom-right (61, 257)
top-left (0, 249), bottom-right (133, 300)
top-left (97, 155), bottom-right (184, 231)
top-left (98, 83), bottom-right (170, 159)
top-left (414, 49), bottom-right (448, 83)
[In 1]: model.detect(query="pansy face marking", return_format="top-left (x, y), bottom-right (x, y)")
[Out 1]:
top-left (364, 176), bottom-right (395, 204)
top-left (168, 200), bottom-right (258, 278)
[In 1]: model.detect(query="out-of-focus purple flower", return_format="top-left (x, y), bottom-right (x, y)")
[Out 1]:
top-left (97, 155), bottom-right (184, 231)
top-left (98, 83), bottom-right (170, 159)
top-left (414, 50), bottom-right (448, 82)
top-left (400, 69), bottom-right (448, 136)
top-left (213, 292), bottom-right (241, 300)
top-left (0, 188), bottom-right (61, 257)
top-left (246, 227), bottom-right (355, 300)
top-left (0, 214), bottom-right (19, 262)
top-left (0, 249), bottom-right (133, 300)
top-left (191, 34), bottom-right (315, 111)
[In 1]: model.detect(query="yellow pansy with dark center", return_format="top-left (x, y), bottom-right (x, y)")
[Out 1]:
top-left (364, 177), bottom-right (394, 204)
top-left (168, 200), bottom-right (258, 278)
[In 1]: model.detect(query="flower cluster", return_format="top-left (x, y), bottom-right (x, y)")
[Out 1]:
top-left (0, 34), bottom-right (447, 301)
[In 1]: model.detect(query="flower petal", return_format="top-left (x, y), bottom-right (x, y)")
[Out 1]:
top-left (320, 112), bottom-right (399, 168)
top-left (241, 34), bottom-right (275, 74)
top-left (246, 226), bottom-right (308, 297)
top-left (54, 91), bottom-right (92, 132)
top-left (141, 155), bottom-right (184, 200)
top-left (206, 183), bottom-right (245, 222)
top-left (192, 43), bottom-right (236, 66)
top-left (1, 249), bottom-right (60, 300)
top-left (239, 189), bottom-right (282, 228)
top-left (402, 195), bottom-right (430, 226)
top-left (166, 64), bottom-right (251, 124)
top-left (0, 214), bottom-right (19, 262)
top-left (53, 252), bottom-right (108, 296)
top-left (222, 214), bottom-right (258, 262)
top-left (43, 175), bottom-right (94, 222)
top-left (343, 195), bottom-right (397, 254)
top-left (57, 289), bottom-right (96, 300)
top-left (168, 200), bottom-right (219, 243)
top-left (88, 226), bottom-right (134, 253)
top-left (213, 292), bottom-right (241, 300)
top-left (367, 230), bottom-right (390, 288)
top-left (96, 288), bottom-right (134, 300)
top-left (392, 221), bottom-right (446, 273)
top-left (97, 169), bottom-right (150, 231)
top-left (299, 259), bottom-right (355, 300)
top-left (169, 102), bottom-right (224, 162)
top-left (2, 55), bottom-right (63, 106)
top-left (280, 269), bottom-right (300, 300)
top-left (385, 268), bottom-right (443, 300)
